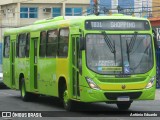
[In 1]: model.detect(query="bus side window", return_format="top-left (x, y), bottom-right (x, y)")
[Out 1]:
top-left (16, 35), bottom-right (19, 57)
top-left (40, 31), bottom-right (47, 57)
top-left (46, 30), bottom-right (58, 57)
top-left (18, 34), bottom-right (26, 58)
top-left (3, 36), bottom-right (10, 58)
top-left (26, 33), bottom-right (30, 57)
top-left (58, 28), bottom-right (69, 57)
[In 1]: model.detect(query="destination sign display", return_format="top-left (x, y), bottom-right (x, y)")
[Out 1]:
top-left (85, 20), bottom-right (150, 30)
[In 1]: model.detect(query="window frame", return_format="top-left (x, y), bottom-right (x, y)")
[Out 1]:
top-left (25, 33), bottom-right (30, 58)
top-left (52, 8), bottom-right (61, 17)
top-left (39, 31), bottom-right (47, 57)
top-left (3, 36), bottom-right (10, 58)
top-left (65, 7), bottom-right (82, 16)
top-left (46, 29), bottom-right (58, 58)
top-left (20, 7), bottom-right (38, 18)
top-left (58, 27), bottom-right (69, 58)
top-left (16, 35), bottom-right (19, 57)
top-left (17, 33), bottom-right (27, 58)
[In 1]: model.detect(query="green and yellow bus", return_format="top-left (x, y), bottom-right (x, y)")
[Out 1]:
top-left (3, 14), bottom-right (157, 111)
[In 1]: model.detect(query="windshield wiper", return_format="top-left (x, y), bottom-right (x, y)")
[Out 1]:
top-left (128, 31), bottom-right (138, 53)
top-left (126, 32), bottom-right (138, 61)
top-left (126, 32), bottom-right (138, 73)
top-left (101, 31), bottom-right (115, 53)
top-left (101, 31), bottom-right (116, 65)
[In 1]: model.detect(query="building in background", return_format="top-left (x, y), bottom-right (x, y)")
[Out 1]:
top-left (0, 0), bottom-right (90, 38)
top-left (0, 0), bottom-right (90, 27)
top-left (152, 0), bottom-right (160, 17)
top-left (90, 0), bottom-right (153, 17)
top-left (0, 0), bottom-right (90, 66)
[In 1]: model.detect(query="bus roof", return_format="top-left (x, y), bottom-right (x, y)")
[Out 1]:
top-left (4, 14), bottom-right (149, 35)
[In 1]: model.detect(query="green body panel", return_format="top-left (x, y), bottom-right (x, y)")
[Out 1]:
top-left (3, 15), bottom-right (156, 103)
top-left (3, 58), bottom-right (10, 87)
top-left (38, 58), bottom-right (57, 95)
top-left (15, 58), bottom-right (30, 89)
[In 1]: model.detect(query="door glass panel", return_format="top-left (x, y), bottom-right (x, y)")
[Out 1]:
top-left (34, 40), bottom-right (37, 64)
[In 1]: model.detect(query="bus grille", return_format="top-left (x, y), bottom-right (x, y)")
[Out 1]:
top-left (99, 78), bottom-right (146, 83)
top-left (104, 92), bottom-right (142, 100)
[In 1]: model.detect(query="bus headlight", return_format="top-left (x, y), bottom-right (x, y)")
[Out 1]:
top-left (85, 77), bottom-right (100, 90)
top-left (145, 76), bottom-right (155, 89)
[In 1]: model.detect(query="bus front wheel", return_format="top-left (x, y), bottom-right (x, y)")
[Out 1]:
top-left (63, 86), bottom-right (75, 111)
top-left (116, 102), bottom-right (131, 110)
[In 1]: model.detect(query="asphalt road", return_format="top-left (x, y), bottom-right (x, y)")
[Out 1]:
top-left (0, 88), bottom-right (160, 120)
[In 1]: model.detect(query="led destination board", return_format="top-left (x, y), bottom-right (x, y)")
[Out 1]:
top-left (85, 20), bottom-right (150, 30)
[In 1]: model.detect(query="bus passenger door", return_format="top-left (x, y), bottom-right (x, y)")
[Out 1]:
top-left (11, 40), bottom-right (16, 87)
top-left (33, 39), bottom-right (38, 89)
top-left (30, 33), bottom-right (39, 91)
top-left (72, 35), bottom-right (81, 99)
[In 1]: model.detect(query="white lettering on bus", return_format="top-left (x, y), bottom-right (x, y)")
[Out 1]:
top-left (111, 22), bottom-right (135, 28)
top-left (91, 22), bottom-right (102, 28)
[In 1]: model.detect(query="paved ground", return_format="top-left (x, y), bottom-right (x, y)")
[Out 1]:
top-left (156, 88), bottom-right (160, 100)
top-left (0, 89), bottom-right (159, 120)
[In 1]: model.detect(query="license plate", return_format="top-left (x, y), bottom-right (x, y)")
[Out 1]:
top-left (117, 96), bottom-right (130, 101)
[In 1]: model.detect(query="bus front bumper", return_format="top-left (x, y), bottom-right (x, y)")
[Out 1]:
top-left (79, 86), bottom-right (156, 102)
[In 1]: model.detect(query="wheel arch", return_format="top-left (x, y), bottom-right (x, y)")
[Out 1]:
top-left (19, 73), bottom-right (24, 90)
top-left (58, 76), bottom-right (67, 99)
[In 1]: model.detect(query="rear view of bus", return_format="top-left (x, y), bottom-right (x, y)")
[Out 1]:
top-left (77, 15), bottom-right (156, 110)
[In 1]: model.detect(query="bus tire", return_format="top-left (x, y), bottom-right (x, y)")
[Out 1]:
top-left (20, 78), bottom-right (31, 101)
top-left (62, 85), bottom-right (75, 111)
top-left (116, 102), bottom-right (131, 110)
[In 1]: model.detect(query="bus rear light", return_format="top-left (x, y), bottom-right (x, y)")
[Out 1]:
top-left (85, 77), bottom-right (100, 90)
top-left (145, 76), bottom-right (155, 89)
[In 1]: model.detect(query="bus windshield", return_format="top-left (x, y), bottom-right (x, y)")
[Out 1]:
top-left (86, 34), bottom-right (153, 75)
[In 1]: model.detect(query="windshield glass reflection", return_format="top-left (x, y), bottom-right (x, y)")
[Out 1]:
top-left (86, 34), bottom-right (153, 75)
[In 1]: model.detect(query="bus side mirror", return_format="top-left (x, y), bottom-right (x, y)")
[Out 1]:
top-left (80, 37), bottom-right (85, 50)
top-left (152, 30), bottom-right (158, 50)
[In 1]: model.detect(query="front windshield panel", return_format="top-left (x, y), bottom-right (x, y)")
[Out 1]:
top-left (86, 34), bottom-right (153, 75)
